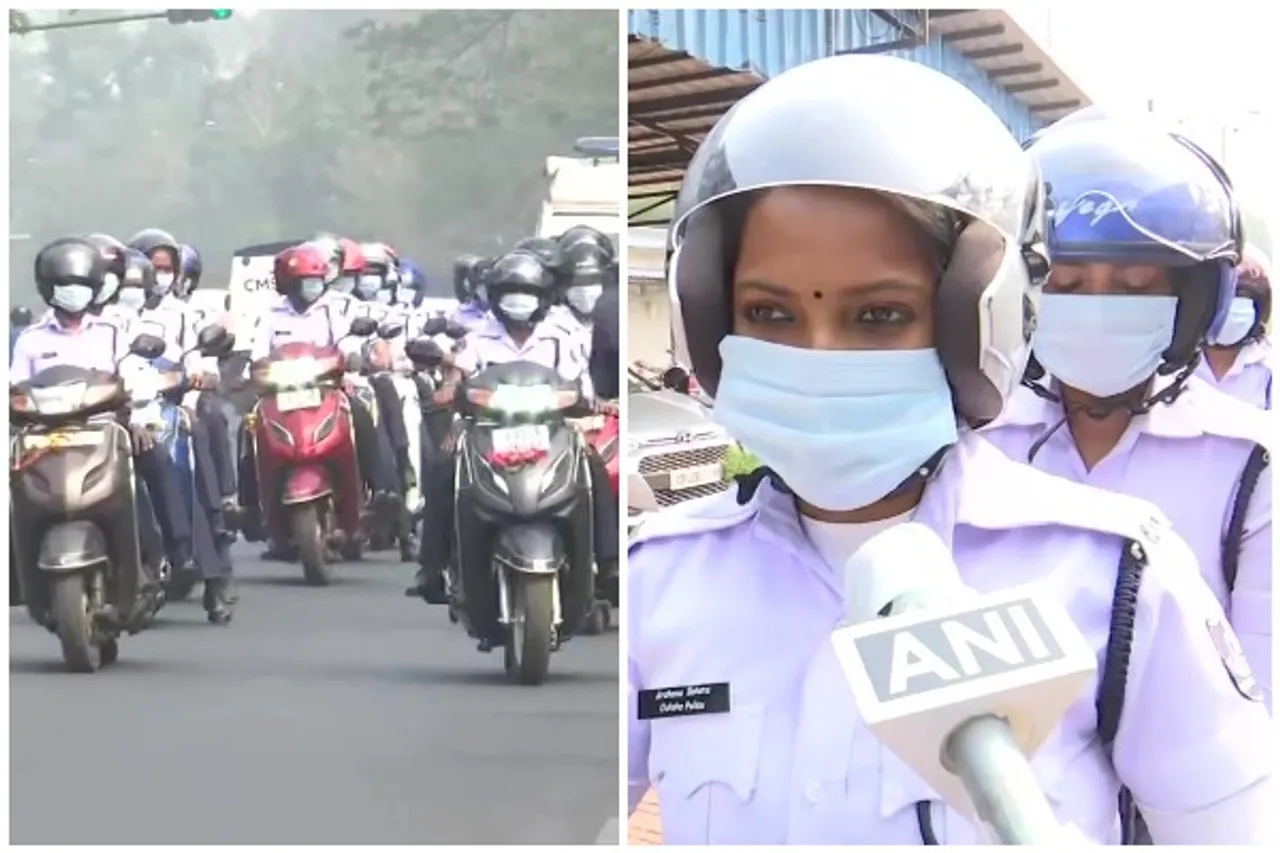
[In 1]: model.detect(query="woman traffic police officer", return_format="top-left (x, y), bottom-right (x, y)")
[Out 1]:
top-left (1199, 239), bottom-right (1272, 408)
top-left (980, 114), bottom-right (1272, 708)
top-left (625, 55), bottom-right (1273, 845)
top-left (11, 237), bottom-right (194, 595)
top-left (409, 250), bottom-right (620, 609)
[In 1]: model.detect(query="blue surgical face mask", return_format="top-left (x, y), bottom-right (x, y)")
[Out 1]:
top-left (1208, 296), bottom-right (1257, 348)
top-left (374, 288), bottom-right (394, 305)
top-left (497, 292), bottom-right (539, 323)
top-left (152, 271), bottom-right (175, 295)
top-left (50, 283), bottom-right (95, 315)
top-left (1032, 293), bottom-right (1178, 398)
top-left (332, 275), bottom-right (357, 296)
top-left (117, 287), bottom-right (146, 312)
top-left (395, 287), bottom-right (416, 306)
top-left (712, 336), bottom-right (960, 512)
top-left (356, 274), bottom-right (382, 300)
top-left (298, 277), bottom-right (326, 304)
top-left (95, 272), bottom-right (121, 306)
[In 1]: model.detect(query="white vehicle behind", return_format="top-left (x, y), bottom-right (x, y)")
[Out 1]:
top-left (537, 137), bottom-right (621, 242)
top-left (226, 239), bottom-right (305, 352)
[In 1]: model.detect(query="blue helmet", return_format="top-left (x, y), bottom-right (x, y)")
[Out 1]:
top-left (397, 258), bottom-right (427, 306)
top-left (178, 244), bottom-right (203, 297)
top-left (1028, 113), bottom-right (1242, 368)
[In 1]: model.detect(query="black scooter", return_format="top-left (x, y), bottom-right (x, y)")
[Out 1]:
top-left (406, 346), bottom-right (595, 686)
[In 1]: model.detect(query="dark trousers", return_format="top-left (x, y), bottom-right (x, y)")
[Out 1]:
top-left (238, 393), bottom-right (399, 512)
top-left (195, 393), bottom-right (237, 499)
top-left (135, 445), bottom-right (190, 559)
top-left (418, 442), bottom-right (619, 571)
top-left (189, 415), bottom-right (233, 580)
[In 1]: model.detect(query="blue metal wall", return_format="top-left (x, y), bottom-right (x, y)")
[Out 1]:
top-left (629, 9), bottom-right (1043, 141)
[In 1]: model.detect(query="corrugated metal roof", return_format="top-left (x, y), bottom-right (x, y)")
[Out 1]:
top-left (628, 9), bottom-right (1093, 213)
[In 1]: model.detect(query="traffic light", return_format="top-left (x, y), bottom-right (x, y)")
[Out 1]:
top-left (166, 10), bottom-right (233, 25)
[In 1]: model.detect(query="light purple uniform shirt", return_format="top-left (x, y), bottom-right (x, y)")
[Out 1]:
top-left (249, 295), bottom-right (350, 362)
top-left (453, 314), bottom-right (589, 391)
top-left (134, 294), bottom-right (214, 374)
top-left (10, 313), bottom-right (129, 383)
top-left (1194, 340), bottom-right (1273, 409)
top-left (627, 433), bottom-right (1273, 844)
top-left (981, 377), bottom-right (1272, 709)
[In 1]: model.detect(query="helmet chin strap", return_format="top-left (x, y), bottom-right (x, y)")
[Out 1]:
top-left (1022, 355), bottom-right (1199, 463)
top-left (733, 448), bottom-right (950, 507)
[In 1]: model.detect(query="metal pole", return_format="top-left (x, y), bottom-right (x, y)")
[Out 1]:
top-left (10, 11), bottom-right (167, 35)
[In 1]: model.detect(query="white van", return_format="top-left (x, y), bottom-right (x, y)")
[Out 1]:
top-left (537, 137), bottom-right (621, 243)
top-left (226, 239), bottom-right (304, 351)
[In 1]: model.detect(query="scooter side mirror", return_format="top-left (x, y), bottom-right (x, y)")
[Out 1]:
top-left (348, 317), bottom-right (378, 338)
top-left (444, 321), bottom-right (468, 341)
top-left (661, 366), bottom-right (691, 395)
top-left (129, 334), bottom-right (167, 361)
top-left (421, 316), bottom-right (448, 337)
top-left (196, 324), bottom-right (235, 358)
top-left (377, 322), bottom-right (404, 340)
top-left (406, 338), bottom-right (445, 370)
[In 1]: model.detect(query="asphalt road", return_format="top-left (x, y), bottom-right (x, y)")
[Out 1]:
top-left (10, 545), bottom-right (620, 845)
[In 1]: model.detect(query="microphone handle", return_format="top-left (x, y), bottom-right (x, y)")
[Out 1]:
top-left (942, 715), bottom-right (1063, 844)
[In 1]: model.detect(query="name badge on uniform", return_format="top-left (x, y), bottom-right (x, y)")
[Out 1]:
top-left (40, 351), bottom-right (57, 360)
top-left (1206, 617), bottom-right (1262, 702)
top-left (637, 682), bottom-right (730, 720)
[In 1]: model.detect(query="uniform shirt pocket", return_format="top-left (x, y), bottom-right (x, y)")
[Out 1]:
top-left (648, 703), bottom-right (767, 844)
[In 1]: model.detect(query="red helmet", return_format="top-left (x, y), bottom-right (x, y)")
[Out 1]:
top-left (339, 238), bottom-right (365, 275)
top-left (274, 243), bottom-right (331, 304)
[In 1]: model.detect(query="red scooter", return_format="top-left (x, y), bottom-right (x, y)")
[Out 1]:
top-left (249, 320), bottom-right (375, 584)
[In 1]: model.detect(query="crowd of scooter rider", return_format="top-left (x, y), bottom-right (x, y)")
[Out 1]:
top-left (9, 226), bottom-right (621, 635)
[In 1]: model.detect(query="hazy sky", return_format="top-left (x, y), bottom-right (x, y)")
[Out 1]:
top-left (1012, 1), bottom-right (1278, 248)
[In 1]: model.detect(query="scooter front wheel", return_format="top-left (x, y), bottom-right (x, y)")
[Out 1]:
top-left (291, 502), bottom-right (332, 586)
top-left (50, 573), bottom-right (99, 673)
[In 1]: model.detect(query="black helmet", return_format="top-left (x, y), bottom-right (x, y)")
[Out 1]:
top-left (558, 241), bottom-right (615, 316)
top-left (558, 241), bottom-right (615, 287)
top-left (453, 253), bottom-right (485, 302)
top-left (84, 233), bottom-right (129, 306)
top-left (512, 236), bottom-right (560, 267)
top-left (10, 306), bottom-right (33, 326)
top-left (120, 249), bottom-right (157, 297)
top-left (488, 251), bottom-right (554, 326)
top-left (127, 227), bottom-right (182, 267)
top-left (556, 225), bottom-right (616, 263)
top-left (34, 237), bottom-right (107, 313)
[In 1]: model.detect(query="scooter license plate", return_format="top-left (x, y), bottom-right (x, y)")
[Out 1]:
top-left (277, 388), bottom-right (322, 412)
top-left (669, 463), bottom-right (722, 491)
top-left (23, 431), bottom-right (100, 450)
top-left (492, 425), bottom-right (551, 455)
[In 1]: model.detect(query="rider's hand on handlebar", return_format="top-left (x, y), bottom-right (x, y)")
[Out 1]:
top-left (129, 422), bottom-right (156, 453)
top-left (594, 399), bottom-right (619, 418)
top-left (431, 386), bottom-right (455, 407)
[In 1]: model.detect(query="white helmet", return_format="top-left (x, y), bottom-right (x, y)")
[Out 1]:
top-left (667, 54), bottom-right (1047, 426)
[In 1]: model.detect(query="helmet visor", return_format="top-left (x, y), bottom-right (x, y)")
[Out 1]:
top-left (672, 54), bottom-right (1037, 246)
top-left (1033, 120), bottom-right (1238, 264)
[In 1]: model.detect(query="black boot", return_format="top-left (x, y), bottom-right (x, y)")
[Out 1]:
top-left (405, 566), bottom-right (448, 604)
top-left (203, 576), bottom-right (233, 625)
top-left (597, 558), bottom-right (619, 608)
